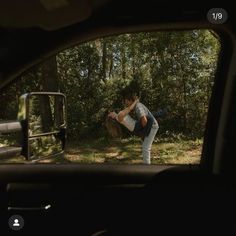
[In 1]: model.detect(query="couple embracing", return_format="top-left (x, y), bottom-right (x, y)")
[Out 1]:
top-left (108, 92), bottom-right (159, 164)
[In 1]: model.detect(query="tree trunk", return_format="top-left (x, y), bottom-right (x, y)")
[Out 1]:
top-left (40, 57), bottom-right (59, 132)
top-left (101, 40), bottom-right (107, 82)
top-left (121, 46), bottom-right (126, 80)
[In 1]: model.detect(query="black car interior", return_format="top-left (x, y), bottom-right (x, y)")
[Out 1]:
top-left (0, 1), bottom-right (236, 235)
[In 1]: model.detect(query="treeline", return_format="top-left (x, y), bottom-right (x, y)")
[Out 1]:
top-left (0, 30), bottom-right (220, 140)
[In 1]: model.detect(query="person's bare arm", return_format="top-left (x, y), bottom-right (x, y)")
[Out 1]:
top-left (117, 98), bottom-right (139, 122)
top-left (140, 115), bottom-right (148, 127)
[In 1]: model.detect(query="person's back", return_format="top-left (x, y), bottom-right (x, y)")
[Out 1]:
top-left (135, 102), bottom-right (158, 127)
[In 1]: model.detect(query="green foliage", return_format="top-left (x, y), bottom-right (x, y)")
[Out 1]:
top-left (0, 30), bottom-right (220, 140)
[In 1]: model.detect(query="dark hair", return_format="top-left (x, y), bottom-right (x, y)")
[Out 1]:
top-left (120, 87), bottom-right (137, 101)
top-left (105, 117), bottom-right (122, 138)
top-left (120, 77), bottom-right (141, 101)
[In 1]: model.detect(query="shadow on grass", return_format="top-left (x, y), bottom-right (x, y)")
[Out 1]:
top-left (0, 136), bottom-right (202, 164)
top-left (63, 137), bottom-right (143, 164)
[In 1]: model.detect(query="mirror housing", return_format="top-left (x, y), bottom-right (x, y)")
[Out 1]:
top-left (0, 92), bottom-right (67, 161)
top-left (18, 92), bottom-right (67, 160)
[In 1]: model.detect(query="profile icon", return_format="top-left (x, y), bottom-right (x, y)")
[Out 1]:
top-left (13, 219), bottom-right (20, 227)
top-left (8, 215), bottom-right (24, 231)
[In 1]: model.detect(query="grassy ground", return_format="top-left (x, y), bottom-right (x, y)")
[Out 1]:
top-left (0, 136), bottom-right (202, 164)
top-left (63, 136), bottom-right (202, 164)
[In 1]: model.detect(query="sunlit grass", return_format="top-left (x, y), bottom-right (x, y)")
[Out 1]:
top-left (0, 136), bottom-right (202, 164)
top-left (63, 136), bottom-right (202, 164)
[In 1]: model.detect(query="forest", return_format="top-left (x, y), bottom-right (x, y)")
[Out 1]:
top-left (0, 29), bottom-right (221, 164)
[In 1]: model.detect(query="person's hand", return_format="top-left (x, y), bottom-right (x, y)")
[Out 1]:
top-left (132, 97), bottom-right (139, 107)
top-left (134, 97), bottom-right (139, 103)
top-left (108, 112), bottom-right (117, 119)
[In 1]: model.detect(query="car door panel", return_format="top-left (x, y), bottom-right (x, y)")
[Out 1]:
top-left (0, 164), bottom-right (235, 235)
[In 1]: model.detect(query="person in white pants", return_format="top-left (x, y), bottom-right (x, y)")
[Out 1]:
top-left (108, 96), bottom-right (158, 164)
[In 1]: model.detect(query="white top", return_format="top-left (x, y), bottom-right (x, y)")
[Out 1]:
top-left (118, 114), bottom-right (136, 132)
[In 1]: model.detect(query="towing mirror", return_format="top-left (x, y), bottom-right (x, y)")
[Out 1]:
top-left (18, 92), bottom-right (67, 160)
top-left (0, 92), bottom-right (67, 161)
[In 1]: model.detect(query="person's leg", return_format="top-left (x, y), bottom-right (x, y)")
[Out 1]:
top-left (142, 126), bottom-right (158, 164)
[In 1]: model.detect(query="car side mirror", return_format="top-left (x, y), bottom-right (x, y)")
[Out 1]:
top-left (0, 92), bottom-right (67, 161)
top-left (18, 92), bottom-right (67, 160)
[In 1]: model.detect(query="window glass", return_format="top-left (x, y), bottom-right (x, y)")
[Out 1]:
top-left (0, 30), bottom-right (221, 164)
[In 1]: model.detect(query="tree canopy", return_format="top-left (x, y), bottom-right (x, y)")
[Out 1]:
top-left (0, 29), bottom-right (221, 140)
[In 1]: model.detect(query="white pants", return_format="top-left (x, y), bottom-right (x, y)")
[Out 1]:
top-left (142, 124), bottom-right (159, 164)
